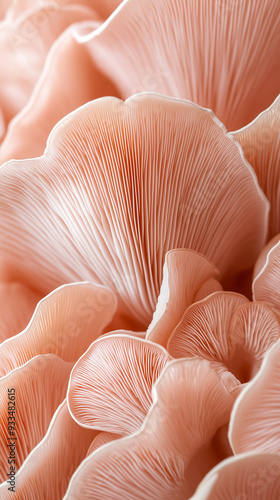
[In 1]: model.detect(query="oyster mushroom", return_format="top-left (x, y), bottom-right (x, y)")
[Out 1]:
top-left (0, 282), bottom-right (116, 377)
top-left (67, 333), bottom-right (171, 435)
top-left (0, 2), bottom-right (96, 143)
top-left (0, 400), bottom-right (97, 499)
top-left (0, 94), bottom-right (268, 330)
top-left (64, 358), bottom-right (237, 499)
top-left (0, 354), bottom-right (72, 480)
top-left (229, 339), bottom-right (280, 454)
top-left (190, 453), bottom-right (280, 500)
top-left (2, 0), bottom-right (279, 161)
top-left (0, 20), bottom-right (118, 163)
top-left (233, 95), bottom-right (280, 240)
top-left (80, 0), bottom-right (280, 131)
top-left (146, 249), bottom-right (221, 348)
top-left (168, 292), bottom-right (280, 384)
top-left (0, 282), bottom-right (40, 343)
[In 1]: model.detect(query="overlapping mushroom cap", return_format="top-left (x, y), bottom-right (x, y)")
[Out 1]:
top-left (0, 251), bottom-right (226, 497)
top-left (80, 0), bottom-right (280, 131)
top-left (0, 283), bottom-right (40, 343)
top-left (190, 453), bottom-right (280, 500)
top-left (1, 0), bottom-right (279, 163)
top-left (0, 282), bottom-right (116, 377)
top-left (167, 292), bottom-right (280, 384)
top-left (0, 0), bottom-right (278, 496)
top-left (0, 0), bottom-right (124, 159)
top-left (233, 95), bottom-right (280, 240)
top-left (0, 23), bottom-right (117, 163)
top-left (0, 280), bottom-right (117, 494)
top-left (0, 2), bottom-right (98, 143)
top-left (64, 358), bottom-right (237, 499)
top-left (0, 400), bottom-right (97, 499)
top-left (0, 94), bottom-right (268, 330)
top-left (146, 249), bottom-right (222, 348)
top-left (67, 333), bottom-right (172, 434)
top-left (229, 339), bottom-right (280, 455)
top-left (0, 354), bottom-right (72, 479)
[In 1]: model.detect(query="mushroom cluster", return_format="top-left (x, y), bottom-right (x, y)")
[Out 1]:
top-left (0, 1), bottom-right (279, 499)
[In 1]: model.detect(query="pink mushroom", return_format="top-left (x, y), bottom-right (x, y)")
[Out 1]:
top-left (0, 94), bottom-right (268, 331)
top-left (0, 282), bottom-right (116, 377)
top-left (0, 354), bottom-right (72, 479)
top-left (0, 2), bottom-right (96, 143)
top-left (229, 339), bottom-right (280, 454)
top-left (190, 452), bottom-right (280, 499)
top-left (0, 283), bottom-right (40, 343)
top-left (146, 249), bottom-right (221, 348)
top-left (67, 333), bottom-right (171, 435)
top-left (64, 358), bottom-right (238, 499)
top-left (1, 0), bottom-right (279, 162)
top-left (80, 0), bottom-right (280, 131)
top-left (0, 400), bottom-right (97, 499)
top-left (233, 95), bottom-right (280, 240)
top-left (168, 292), bottom-right (280, 383)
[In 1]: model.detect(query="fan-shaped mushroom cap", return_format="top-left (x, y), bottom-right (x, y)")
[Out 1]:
top-left (79, 0), bottom-right (280, 131)
top-left (0, 3), bottom-right (96, 143)
top-left (0, 282), bottom-right (116, 377)
top-left (0, 21), bottom-right (118, 163)
top-left (233, 95), bottom-right (280, 240)
top-left (0, 400), bottom-right (97, 499)
top-left (146, 249), bottom-right (220, 348)
top-left (0, 282), bottom-right (40, 343)
top-left (253, 239), bottom-right (280, 311)
top-left (229, 339), bottom-right (280, 454)
top-left (168, 292), bottom-right (248, 362)
top-left (168, 293), bottom-right (279, 383)
top-left (190, 453), bottom-right (280, 500)
top-left (226, 301), bottom-right (280, 381)
top-left (0, 354), bottom-right (72, 481)
top-left (0, 94), bottom-right (268, 330)
top-left (2, 0), bottom-right (279, 160)
top-left (67, 333), bottom-right (171, 435)
top-left (64, 358), bottom-right (236, 499)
